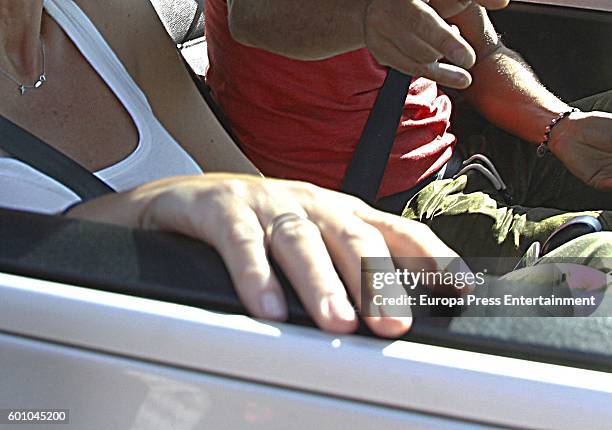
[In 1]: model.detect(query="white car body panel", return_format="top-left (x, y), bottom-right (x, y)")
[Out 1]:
top-left (2, 334), bottom-right (483, 430)
top-left (1, 273), bottom-right (611, 429)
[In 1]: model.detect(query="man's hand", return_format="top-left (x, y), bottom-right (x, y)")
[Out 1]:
top-left (228, 0), bottom-right (509, 89)
top-left (550, 111), bottom-right (612, 190)
top-left (364, 0), bottom-right (509, 89)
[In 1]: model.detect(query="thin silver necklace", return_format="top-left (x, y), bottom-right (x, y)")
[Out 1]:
top-left (0, 39), bottom-right (47, 95)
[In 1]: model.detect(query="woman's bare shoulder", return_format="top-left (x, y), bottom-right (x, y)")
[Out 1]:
top-left (69, 0), bottom-right (171, 77)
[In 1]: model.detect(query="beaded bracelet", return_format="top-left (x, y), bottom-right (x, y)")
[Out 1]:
top-left (536, 108), bottom-right (580, 157)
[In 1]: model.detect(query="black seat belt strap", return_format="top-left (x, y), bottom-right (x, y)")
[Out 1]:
top-left (181, 0), bottom-right (205, 44)
top-left (341, 69), bottom-right (412, 204)
top-left (0, 115), bottom-right (115, 201)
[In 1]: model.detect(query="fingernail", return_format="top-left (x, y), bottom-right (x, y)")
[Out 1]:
top-left (454, 72), bottom-right (472, 89)
top-left (442, 257), bottom-right (477, 293)
top-left (381, 301), bottom-right (410, 319)
top-left (331, 296), bottom-right (356, 322)
top-left (449, 47), bottom-right (467, 67)
top-left (261, 292), bottom-right (285, 319)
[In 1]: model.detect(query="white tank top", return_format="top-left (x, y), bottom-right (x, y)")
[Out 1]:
top-left (0, 0), bottom-right (203, 214)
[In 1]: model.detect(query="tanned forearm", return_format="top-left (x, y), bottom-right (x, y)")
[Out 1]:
top-left (447, 5), bottom-right (570, 144)
top-left (227, 0), bottom-right (369, 60)
top-left (463, 46), bottom-right (570, 144)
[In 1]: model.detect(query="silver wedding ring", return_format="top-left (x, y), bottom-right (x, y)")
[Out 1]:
top-left (264, 212), bottom-right (312, 253)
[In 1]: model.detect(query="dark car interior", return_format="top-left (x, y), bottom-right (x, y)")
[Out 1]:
top-left (1, 0), bottom-right (612, 372)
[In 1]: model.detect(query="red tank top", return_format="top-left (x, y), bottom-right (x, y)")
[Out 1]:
top-left (205, 0), bottom-right (456, 197)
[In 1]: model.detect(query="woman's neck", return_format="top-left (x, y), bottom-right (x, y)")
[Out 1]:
top-left (0, 0), bottom-right (44, 81)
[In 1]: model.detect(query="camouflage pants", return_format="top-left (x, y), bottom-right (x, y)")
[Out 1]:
top-left (403, 90), bottom-right (612, 273)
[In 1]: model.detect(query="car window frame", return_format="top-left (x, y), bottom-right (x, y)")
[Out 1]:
top-left (514, 0), bottom-right (612, 12)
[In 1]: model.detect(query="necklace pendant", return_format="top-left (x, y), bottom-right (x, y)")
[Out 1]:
top-left (2, 40), bottom-right (46, 96)
top-left (34, 74), bottom-right (46, 89)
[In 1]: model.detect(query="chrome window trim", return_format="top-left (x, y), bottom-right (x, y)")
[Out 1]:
top-left (514, 0), bottom-right (612, 13)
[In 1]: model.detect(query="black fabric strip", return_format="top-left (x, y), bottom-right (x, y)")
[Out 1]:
top-left (182, 0), bottom-right (204, 44)
top-left (341, 69), bottom-right (412, 205)
top-left (0, 115), bottom-right (115, 202)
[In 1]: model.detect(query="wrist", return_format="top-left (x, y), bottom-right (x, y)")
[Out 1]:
top-left (536, 108), bottom-right (580, 157)
top-left (64, 184), bottom-right (160, 228)
top-left (549, 110), bottom-right (586, 155)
